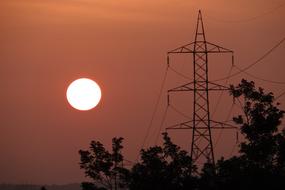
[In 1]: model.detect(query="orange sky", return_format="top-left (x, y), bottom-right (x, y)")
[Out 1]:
top-left (0, 0), bottom-right (285, 184)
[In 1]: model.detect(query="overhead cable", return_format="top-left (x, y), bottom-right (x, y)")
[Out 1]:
top-left (137, 66), bottom-right (169, 160)
top-left (233, 65), bottom-right (285, 85)
top-left (212, 37), bottom-right (285, 82)
top-left (205, 3), bottom-right (285, 23)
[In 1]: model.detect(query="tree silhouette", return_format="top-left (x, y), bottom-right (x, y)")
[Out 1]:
top-left (129, 132), bottom-right (197, 190)
top-left (81, 182), bottom-right (106, 190)
top-left (230, 79), bottom-right (284, 166)
top-left (79, 133), bottom-right (197, 190)
top-left (79, 79), bottom-right (285, 190)
top-left (79, 137), bottom-right (129, 190)
top-left (200, 79), bottom-right (285, 189)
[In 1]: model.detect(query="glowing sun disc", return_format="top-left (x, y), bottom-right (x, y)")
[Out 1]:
top-left (66, 78), bottom-right (102, 111)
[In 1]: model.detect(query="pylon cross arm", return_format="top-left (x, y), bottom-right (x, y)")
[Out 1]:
top-left (206, 42), bottom-right (233, 53)
top-left (167, 41), bottom-right (233, 54)
top-left (166, 120), bottom-right (237, 130)
top-left (210, 120), bottom-right (237, 129)
top-left (166, 120), bottom-right (193, 130)
top-left (168, 42), bottom-right (195, 53)
top-left (168, 81), bottom-right (230, 92)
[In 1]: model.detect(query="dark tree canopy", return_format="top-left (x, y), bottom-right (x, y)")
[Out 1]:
top-left (79, 137), bottom-right (129, 190)
top-left (200, 79), bottom-right (285, 190)
top-left (79, 79), bottom-right (285, 190)
top-left (129, 132), bottom-right (197, 190)
top-left (230, 79), bottom-right (285, 167)
top-left (79, 133), bottom-right (197, 190)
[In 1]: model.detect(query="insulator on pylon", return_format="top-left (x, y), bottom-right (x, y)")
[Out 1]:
top-left (167, 55), bottom-right (170, 67)
top-left (167, 93), bottom-right (170, 106)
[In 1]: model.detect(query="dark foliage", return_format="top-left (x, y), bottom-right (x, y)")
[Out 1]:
top-left (129, 132), bottom-right (197, 190)
top-left (79, 79), bottom-right (285, 190)
top-left (200, 79), bottom-right (285, 189)
top-left (81, 182), bottom-right (106, 190)
top-left (79, 137), bottom-right (129, 190)
top-left (0, 184), bottom-right (80, 190)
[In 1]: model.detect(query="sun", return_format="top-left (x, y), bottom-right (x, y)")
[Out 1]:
top-left (66, 78), bottom-right (102, 111)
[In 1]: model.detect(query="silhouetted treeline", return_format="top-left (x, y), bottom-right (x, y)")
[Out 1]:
top-left (79, 79), bottom-right (285, 190)
top-left (0, 183), bottom-right (80, 190)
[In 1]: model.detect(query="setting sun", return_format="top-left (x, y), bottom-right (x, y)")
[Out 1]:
top-left (66, 78), bottom-right (102, 111)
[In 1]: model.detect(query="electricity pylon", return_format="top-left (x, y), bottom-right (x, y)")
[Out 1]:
top-left (166, 10), bottom-right (235, 167)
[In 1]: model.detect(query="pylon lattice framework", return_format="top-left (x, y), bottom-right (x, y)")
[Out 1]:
top-left (166, 10), bottom-right (235, 167)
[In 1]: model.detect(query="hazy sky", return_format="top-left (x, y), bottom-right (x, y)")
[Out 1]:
top-left (0, 0), bottom-right (285, 184)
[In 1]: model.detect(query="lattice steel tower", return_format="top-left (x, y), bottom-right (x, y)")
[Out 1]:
top-left (166, 10), bottom-right (235, 167)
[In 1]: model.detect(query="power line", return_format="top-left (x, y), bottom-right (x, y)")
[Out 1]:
top-left (137, 66), bottom-right (169, 160)
top-left (123, 159), bottom-right (137, 166)
top-left (212, 37), bottom-right (285, 82)
top-left (228, 141), bottom-right (238, 157)
top-left (208, 61), bottom-right (234, 149)
top-left (169, 65), bottom-right (192, 81)
top-left (205, 3), bottom-right (285, 23)
top-left (233, 65), bottom-right (285, 85)
top-left (169, 104), bottom-right (192, 120)
top-left (154, 106), bottom-right (169, 145)
top-left (235, 97), bottom-right (245, 113)
top-left (214, 102), bottom-right (235, 147)
top-left (211, 65), bottom-right (234, 118)
top-left (275, 91), bottom-right (285, 101)
top-left (226, 97), bottom-right (246, 158)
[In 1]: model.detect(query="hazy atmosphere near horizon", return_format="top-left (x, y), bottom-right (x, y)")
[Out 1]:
top-left (0, 0), bottom-right (285, 185)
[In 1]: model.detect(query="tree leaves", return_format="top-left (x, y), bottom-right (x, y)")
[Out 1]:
top-left (129, 133), bottom-right (196, 190)
top-left (208, 79), bottom-right (285, 189)
top-left (79, 138), bottom-right (128, 190)
top-left (79, 79), bottom-right (285, 190)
